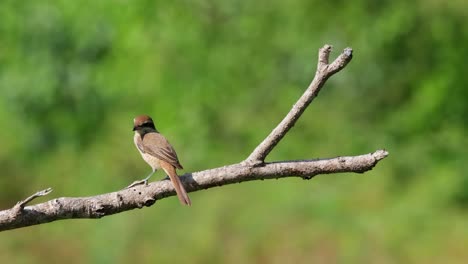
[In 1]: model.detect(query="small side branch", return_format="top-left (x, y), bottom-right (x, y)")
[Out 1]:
top-left (13, 188), bottom-right (53, 211)
top-left (245, 45), bottom-right (353, 165)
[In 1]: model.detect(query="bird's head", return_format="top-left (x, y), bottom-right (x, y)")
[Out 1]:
top-left (133, 115), bottom-right (156, 132)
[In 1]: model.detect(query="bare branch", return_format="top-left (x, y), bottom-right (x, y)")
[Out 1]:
top-left (0, 44), bottom-right (388, 232)
top-left (0, 150), bottom-right (388, 231)
top-left (245, 45), bottom-right (353, 165)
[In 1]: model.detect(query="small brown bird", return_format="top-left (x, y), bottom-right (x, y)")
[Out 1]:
top-left (129, 115), bottom-right (191, 206)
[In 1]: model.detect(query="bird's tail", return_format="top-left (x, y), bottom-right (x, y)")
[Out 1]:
top-left (161, 161), bottom-right (191, 206)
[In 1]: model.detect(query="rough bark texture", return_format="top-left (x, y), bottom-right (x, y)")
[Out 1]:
top-left (0, 45), bottom-right (388, 232)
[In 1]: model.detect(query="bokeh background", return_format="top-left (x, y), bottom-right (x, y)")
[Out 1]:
top-left (1, 1), bottom-right (467, 263)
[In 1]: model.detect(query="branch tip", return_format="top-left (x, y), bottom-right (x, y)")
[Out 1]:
top-left (318, 44), bottom-right (333, 67)
top-left (327, 47), bottom-right (353, 74)
top-left (343, 47), bottom-right (353, 57)
top-left (372, 149), bottom-right (389, 161)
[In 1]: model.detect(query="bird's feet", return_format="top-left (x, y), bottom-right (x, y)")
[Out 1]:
top-left (125, 175), bottom-right (152, 189)
top-left (125, 179), bottom-right (147, 189)
top-left (125, 170), bottom-right (154, 189)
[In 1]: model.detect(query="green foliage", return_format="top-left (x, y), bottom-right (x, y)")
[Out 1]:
top-left (0, 0), bottom-right (467, 263)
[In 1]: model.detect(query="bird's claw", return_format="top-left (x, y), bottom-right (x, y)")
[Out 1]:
top-left (125, 179), bottom-right (148, 189)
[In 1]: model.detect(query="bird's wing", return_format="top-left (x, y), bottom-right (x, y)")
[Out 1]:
top-left (140, 132), bottom-right (183, 169)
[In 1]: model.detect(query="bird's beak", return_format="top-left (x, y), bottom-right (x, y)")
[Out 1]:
top-left (132, 126), bottom-right (137, 131)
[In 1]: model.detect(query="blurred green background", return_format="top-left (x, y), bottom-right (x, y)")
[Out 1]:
top-left (1, 0), bottom-right (467, 263)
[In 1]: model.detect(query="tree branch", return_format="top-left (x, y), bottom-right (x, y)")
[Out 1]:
top-left (0, 44), bottom-right (388, 232)
top-left (244, 45), bottom-right (353, 165)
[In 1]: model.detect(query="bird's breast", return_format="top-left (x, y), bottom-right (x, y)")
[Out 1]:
top-left (134, 132), bottom-right (161, 170)
top-left (140, 152), bottom-right (161, 170)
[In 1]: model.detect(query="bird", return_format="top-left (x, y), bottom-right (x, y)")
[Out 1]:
top-left (128, 115), bottom-right (191, 206)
